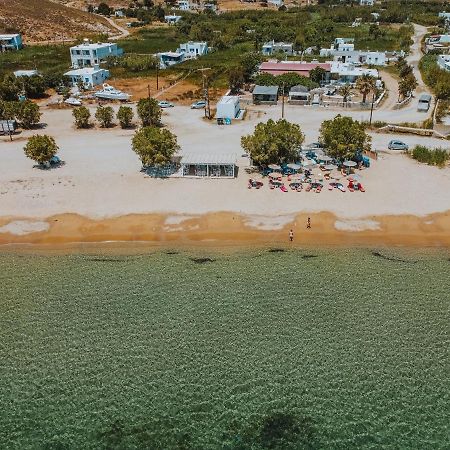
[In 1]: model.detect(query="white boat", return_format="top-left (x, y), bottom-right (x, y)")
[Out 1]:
top-left (64, 97), bottom-right (82, 106)
top-left (94, 84), bottom-right (130, 101)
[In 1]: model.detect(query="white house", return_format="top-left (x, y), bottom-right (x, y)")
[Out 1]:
top-left (177, 0), bottom-right (191, 11)
top-left (157, 51), bottom-right (184, 69)
top-left (14, 70), bottom-right (39, 78)
top-left (437, 54), bottom-right (450, 71)
top-left (176, 41), bottom-right (208, 59)
top-left (165, 15), bottom-right (182, 24)
top-left (360, 0), bottom-right (374, 5)
top-left (320, 38), bottom-right (386, 66)
top-left (0, 33), bottom-right (23, 51)
top-left (268, 0), bottom-right (284, 7)
top-left (216, 96), bottom-right (241, 120)
top-left (70, 40), bottom-right (124, 68)
top-left (64, 65), bottom-right (110, 88)
top-left (331, 62), bottom-right (378, 83)
top-left (262, 40), bottom-right (293, 56)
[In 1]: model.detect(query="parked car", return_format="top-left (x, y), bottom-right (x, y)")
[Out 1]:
top-left (388, 140), bottom-right (409, 151)
top-left (158, 100), bottom-right (174, 108)
top-left (417, 93), bottom-right (432, 112)
top-left (191, 100), bottom-right (206, 109)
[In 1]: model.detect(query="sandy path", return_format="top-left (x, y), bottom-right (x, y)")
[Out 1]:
top-left (100, 15), bottom-right (130, 40)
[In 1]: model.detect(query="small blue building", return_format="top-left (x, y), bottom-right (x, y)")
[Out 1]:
top-left (0, 34), bottom-right (23, 51)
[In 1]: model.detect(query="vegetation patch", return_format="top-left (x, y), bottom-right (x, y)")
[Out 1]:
top-left (408, 145), bottom-right (450, 167)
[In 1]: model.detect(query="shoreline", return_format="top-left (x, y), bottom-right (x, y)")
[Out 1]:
top-left (1, 210), bottom-right (450, 251)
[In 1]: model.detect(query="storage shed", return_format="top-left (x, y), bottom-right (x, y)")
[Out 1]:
top-left (216, 96), bottom-right (240, 120)
top-left (288, 85), bottom-right (310, 105)
top-left (252, 85), bottom-right (279, 104)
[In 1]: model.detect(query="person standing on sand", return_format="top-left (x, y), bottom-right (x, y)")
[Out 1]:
top-left (289, 229), bottom-right (294, 242)
top-left (307, 217), bottom-right (311, 229)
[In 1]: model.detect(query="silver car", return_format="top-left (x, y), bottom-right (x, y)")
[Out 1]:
top-left (388, 140), bottom-right (409, 151)
top-left (191, 100), bottom-right (206, 109)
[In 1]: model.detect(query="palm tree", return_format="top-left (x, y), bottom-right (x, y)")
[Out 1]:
top-left (356, 74), bottom-right (376, 104)
top-left (339, 84), bottom-right (352, 107)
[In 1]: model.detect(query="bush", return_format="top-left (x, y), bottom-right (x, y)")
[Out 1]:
top-left (23, 135), bottom-right (58, 165)
top-left (409, 145), bottom-right (450, 167)
top-left (95, 105), bottom-right (114, 128)
top-left (137, 98), bottom-right (161, 127)
top-left (73, 106), bottom-right (91, 129)
top-left (117, 106), bottom-right (134, 128)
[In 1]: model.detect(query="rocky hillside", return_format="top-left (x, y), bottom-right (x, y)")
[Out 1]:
top-left (0, 0), bottom-right (116, 43)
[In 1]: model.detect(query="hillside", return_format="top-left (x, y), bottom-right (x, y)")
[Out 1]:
top-left (0, 0), bottom-right (116, 43)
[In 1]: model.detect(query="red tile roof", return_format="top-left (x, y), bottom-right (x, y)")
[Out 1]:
top-left (260, 62), bottom-right (331, 77)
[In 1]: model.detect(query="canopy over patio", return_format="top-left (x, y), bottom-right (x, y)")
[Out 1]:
top-left (180, 153), bottom-right (237, 178)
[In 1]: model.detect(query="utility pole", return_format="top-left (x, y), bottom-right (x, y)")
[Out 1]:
top-left (369, 90), bottom-right (376, 126)
top-left (147, 83), bottom-right (151, 98)
top-left (281, 83), bottom-right (285, 119)
top-left (156, 62), bottom-right (159, 91)
top-left (202, 72), bottom-right (211, 119)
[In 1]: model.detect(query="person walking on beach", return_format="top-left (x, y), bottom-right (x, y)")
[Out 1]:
top-left (306, 217), bottom-right (311, 229)
top-left (289, 229), bottom-right (294, 242)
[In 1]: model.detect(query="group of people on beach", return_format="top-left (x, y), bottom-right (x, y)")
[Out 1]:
top-left (289, 217), bottom-right (311, 242)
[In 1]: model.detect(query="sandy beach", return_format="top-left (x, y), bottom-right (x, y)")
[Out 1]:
top-left (1, 104), bottom-right (450, 247)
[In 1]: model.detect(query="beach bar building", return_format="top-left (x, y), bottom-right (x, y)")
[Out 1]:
top-left (252, 85), bottom-right (279, 104)
top-left (180, 153), bottom-right (237, 178)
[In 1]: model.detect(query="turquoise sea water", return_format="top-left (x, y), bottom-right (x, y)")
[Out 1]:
top-left (0, 247), bottom-right (449, 449)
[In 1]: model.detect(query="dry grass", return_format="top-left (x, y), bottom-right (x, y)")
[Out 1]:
top-left (0, 0), bottom-right (116, 42)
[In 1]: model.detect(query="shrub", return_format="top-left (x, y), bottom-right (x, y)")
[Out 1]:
top-left (409, 145), bottom-right (450, 167)
top-left (73, 106), bottom-right (91, 129)
top-left (95, 105), bottom-right (114, 128)
top-left (23, 135), bottom-right (58, 165)
top-left (117, 106), bottom-right (134, 128)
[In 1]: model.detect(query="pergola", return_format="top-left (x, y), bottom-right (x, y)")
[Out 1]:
top-left (180, 153), bottom-right (237, 178)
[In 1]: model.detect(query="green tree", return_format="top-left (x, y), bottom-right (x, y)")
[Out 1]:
top-left (97, 2), bottom-right (111, 15)
top-left (228, 67), bottom-right (245, 94)
top-left (73, 106), bottom-right (91, 129)
top-left (356, 74), bottom-right (376, 103)
top-left (241, 119), bottom-right (304, 166)
top-left (398, 73), bottom-right (417, 101)
top-left (309, 67), bottom-right (326, 85)
top-left (319, 115), bottom-right (371, 160)
top-left (16, 101), bottom-right (41, 129)
top-left (23, 135), bottom-right (59, 165)
top-left (117, 105), bottom-right (134, 128)
top-left (95, 105), bottom-right (114, 128)
top-left (240, 52), bottom-right (263, 82)
top-left (132, 127), bottom-right (179, 167)
top-left (137, 97), bottom-right (161, 127)
top-left (0, 75), bottom-right (20, 101)
top-left (339, 84), bottom-right (352, 107)
top-left (22, 76), bottom-right (46, 99)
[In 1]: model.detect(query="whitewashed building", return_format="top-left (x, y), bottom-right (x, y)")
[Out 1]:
top-left (262, 40), bottom-right (294, 56)
top-left (64, 65), bottom-right (110, 88)
top-left (330, 62), bottom-right (378, 83)
top-left (14, 70), bottom-right (39, 77)
top-left (360, 0), bottom-right (374, 5)
top-left (320, 38), bottom-right (386, 66)
top-left (176, 41), bottom-right (208, 59)
top-left (268, 0), bottom-right (284, 6)
top-left (70, 40), bottom-right (123, 68)
top-left (177, 0), bottom-right (191, 11)
top-left (437, 54), bottom-right (450, 71)
top-left (165, 15), bottom-right (182, 24)
top-left (0, 33), bottom-right (23, 51)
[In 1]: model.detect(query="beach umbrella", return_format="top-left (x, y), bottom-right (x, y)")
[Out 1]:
top-left (268, 164), bottom-right (281, 171)
top-left (314, 149), bottom-right (325, 156)
top-left (319, 155), bottom-right (333, 162)
top-left (287, 163), bottom-right (301, 170)
top-left (269, 172), bottom-right (281, 179)
top-left (324, 164), bottom-right (338, 171)
top-left (302, 160), bottom-right (316, 168)
top-left (343, 160), bottom-right (357, 167)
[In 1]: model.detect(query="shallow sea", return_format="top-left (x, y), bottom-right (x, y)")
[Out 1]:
top-left (0, 247), bottom-right (449, 449)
